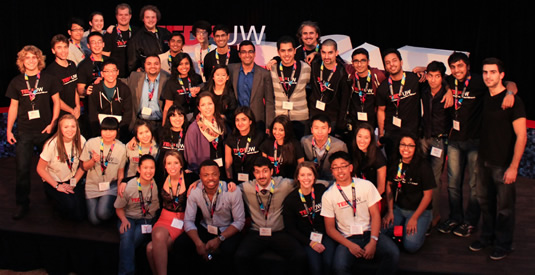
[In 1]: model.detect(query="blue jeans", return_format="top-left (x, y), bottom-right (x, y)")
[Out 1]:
top-left (86, 195), bottom-right (116, 225)
top-left (305, 234), bottom-right (336, 275)
top-left (332, 231), bottom-right (399, 275)
top-left (15, 131), bottom-right (48, 206)
top-left (447, 139), bottom-right (480, 225)
top-left (391, 206), bottom-right (432, 253)
top-left (421, 137), bottom-right (447, 219)
top-left (477, 161), bottom-right (515, 251)
top-left (117, 217), bottom-right (153, 275)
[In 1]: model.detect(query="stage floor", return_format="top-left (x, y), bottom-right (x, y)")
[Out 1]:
top-left (1, 155), bottom-right (534, 274)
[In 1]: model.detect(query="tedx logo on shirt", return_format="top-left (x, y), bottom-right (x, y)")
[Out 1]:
top-left (336, 198), bottom-right (364, 208)
top-left (21, 87), bottom-right (46, 96)
top-left (233, 146), bottom-right (259, 156)
top-left (131, 198), bottom-right (141, 203)
top-left (62, 74), bottom-right (78, 85)
top-left (390, 89), bottom-right (416, 102)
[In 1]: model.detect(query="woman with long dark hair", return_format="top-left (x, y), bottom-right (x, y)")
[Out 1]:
top-left (260, 115), bottom-right (304, 178)
top-left (351, 123), bottom-right (387, 196)
top-left (382, 133), bottom-right (435, 253)
top-left (161, 52), bottom-right (203, 123)
top-left (200, 64), bottom-right (237, 122)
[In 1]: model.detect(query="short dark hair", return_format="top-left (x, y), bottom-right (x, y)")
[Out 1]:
top-left (382, 48), bottom-right (402, 60)
top-left (448, 52), bottom-right (470, 67)
top-left (426, 61), bottom-right (446, 77)
top-left (102, 59), bottom-right (118, 70)
top-left (351, 48), bottom-right (369, 60)
top-left (212, 24), bottom-right (230, 35)
top-left (328, 151), bottom-right (351, 164)
top-left (321, 39), bottom-right (337, 51)
top-left (254, 156), bottom-right (274, 170)
top-left (87, 31), bottom-right (104, 43)
top-left (88, 11), bottom-right (103, 23)
top-left (170, 32), bottom-right (185, 43)
top-left (115, 3), bottom-right (132, 15)
top-left (239, 40), bottom-right (255, 52)
top-left (139, 154), bottom-right (156, 167)
top-left (100, 116), bottom-right (120, 131)
top-left (192, 20), bottom-right (212, 36)
top-left (199, 159), bottom-right (219, 171)
top-left (140, 5), bottom-right (161, 21)
top-left (277, 35), bottom-right (296, 50)
top-left (482, 57), bottom-right (505, 73)
top-left (68, 17), bottom-right (85, 30)
top-left (50, 34), bottom-right (69, 49)
top-left (310, 114), bottom-right (331, 128)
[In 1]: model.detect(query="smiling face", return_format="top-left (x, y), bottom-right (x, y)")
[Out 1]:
top-left (384, 53), bottom-right (402, 76)
top-left (213, 67), bottom-right (229, 87)
top-left (297, 166), bottom-right (315, 190)
top-left (239, 45), bottom-right (255, 66)
top-left (144, 56), bottom-right (161, 77)
top-left (89, 14), bottom-right (104, 32)
top-left (352, 53), bottom-right (369, 75)
top-left (449, 60), bottom-right (469, 82)
top-left (177, 57), bottom-right (191, 78)
top-left (102, 63), bottom-right (119, 84)
top-left (199, 165), bottom-right (220, 193)
top-left (23, 52), bottom-right (39, 73)
top-left (60, 118), bottom-right (78, 142)
top-left (136, 125), bottom-right (153, 145)
top-left (301, 25), bottom-right (319, 48)
top-left (214, 30), bottom-right (229, 48)
top-left (197, 95), bottom-right (215, 118)
top-left (116, 7), bottom-right (131, 27)
top-left (311, 120), bottom-right (331, 145)
top-left (355, 128), bottom-right (372, 152)
top-left (253, 165), bottom-right (273, 188)
top-left (142, 10), bottom-right (158, 31)
top-left (278, 42), bottom-right (296, 66)
top-left (52, 41), bottom-right (69, 61)
top-left (88, 34), bottom-right (104, 55)
top-left (235, 113), bottom-right (252, 134)
top-left (399, 137), bottom-right (416, 163)
top-left (195, 28), bottom-right (209, 44)
top-left (69, 23), bottom-right (84, 42)
top-left (330, 158), bottom-right (353, 184)
top-left (164, 154), bottom-right (182, 177)
top-left (169, 35), bottom-right (184, 54)
top-left (169, 111), bottom-right (185, 129)
top-left (137, 158), bottom-right (156, 182)
top-left (482, 64), bottom-right (504, 89)
top-left (272, 122), bottom-right (286, 144)
top-left (101, 129), bottom-right (118, 143)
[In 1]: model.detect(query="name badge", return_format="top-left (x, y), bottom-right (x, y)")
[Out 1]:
top-left (259, 227), bottom-right (272, 236)
top-left (98, 181), bottom-right (110, 191)
top-left (69, 178), bottom-right (77, 187)
top-left (238, 173), bottom-right (249, 182)
top-left (207, 225), bottom-right (219, 235)
top-left (310, 232), bottom-right (323, 243)
top-left (214, 158), bottom-right (223, 167)
top-left (171, 218), bottom-right (184, 229)
top-left (350, 224), bottom-right (363, 235)
top-left (453, 120), bottom-right (460, 131)
top-left (141, 107), bottom-right (152, 116)
top-left (357, 112), bottom-right (368, 121)
top-left (430, 147), bottom-right (443, 158)
top-left (141, 224), bottom-right (152, 234)
top-left (393, 116), bottom-right (402, 128)
top-left (282, 101), bottom-right (293, 110)
top-left (315, 100), bottom-right (326, 111)
top-left (28, 110), bottom-right (40, 120)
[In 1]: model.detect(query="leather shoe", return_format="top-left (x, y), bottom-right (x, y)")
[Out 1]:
top-left (12, 205), bottom-right (29, 220)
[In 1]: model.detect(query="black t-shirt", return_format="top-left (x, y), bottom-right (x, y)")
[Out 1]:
top-left (5, 72), bottom-right (61, 133)
top-left (282, 183), bottom-right (327, 245)
top-left (446, 73), bottom-right (486, 141)
top-left (203, 47), bottom-right (240, 80)
top-left (161, 73), bottom-right (203, 114)
top-left (77, 56), bottom-right (109, 86)
top-left (354, 149), bottom-right (387, 188)
top-left (260, 137), bottom-right (305, 178)
top-left (103, 25), bottom-right (138, 78)
top-left (308, 61), bottom-right (348, 123)
top-left (44, 60), bottom-right (78, 114)
top-left (376, 72), bottom-right (420, 137)
top-left (387, 158), bottom-right (436, 211)
top-left (479, 90), bottom-right (526, 167)
top-left (224, 130), bottom-right (265, 182)
top-left (295, 44), bottom-right (320, 63)
top-left (342, 73), bottom-right (378, 128)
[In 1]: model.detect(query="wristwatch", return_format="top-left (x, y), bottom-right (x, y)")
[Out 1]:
top-left (55, 183), bottom-right (60, 189)
top-left (371, 235), bottom-right (379, 241)
top-left (218, 235), bottom-right (226, 242)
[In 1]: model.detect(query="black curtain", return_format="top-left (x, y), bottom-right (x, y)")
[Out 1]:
top-left (1, 0), bottom-right (533, 119)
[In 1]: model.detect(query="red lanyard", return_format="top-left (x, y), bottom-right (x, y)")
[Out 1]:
top-left (388, 73), bottom-right (406, 115)
top-left (278, 61), bottom-right (297, 94)
top-left (137, 178), bottom-right (153, 217)
top-left (298, 188), bottom-right (316, 225)
top-left (255, 180), bottom-right (275, 220)
top-left (24, 73), bottom-right (40, 106)
top-left (336, 180), bottom-right (357, 217)
top-left (99, 139), bottom-right (115, 176)
top-left (317, 62), bottom-right (337, 93)
top-left (454, 74), bottom-right (471, 111)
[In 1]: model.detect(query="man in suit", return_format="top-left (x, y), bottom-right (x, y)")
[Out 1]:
top-left (125, 54), bottom-right (170, 131)
top-left (228, 40), bottom-right (274, 133)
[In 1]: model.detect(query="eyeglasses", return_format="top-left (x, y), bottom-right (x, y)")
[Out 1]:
top-left (352, 59), bottom-right (368, 64)
top-left (399, 143), bottom-right (416, 148)
top-left (331, 163), bottom-right (351, 171)
top-left (239, 50), bottom-right (255, 55)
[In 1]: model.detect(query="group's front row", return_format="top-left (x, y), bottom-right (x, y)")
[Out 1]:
top-left (37, 108), bottom-right (442, 275)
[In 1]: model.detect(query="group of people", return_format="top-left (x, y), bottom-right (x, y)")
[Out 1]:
top-left (4, 2), bottom-right (528, 274)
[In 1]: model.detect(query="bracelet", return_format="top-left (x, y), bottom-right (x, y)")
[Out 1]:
top-left (311, 242), bottom-right (317, 248)
top-left (55, 183), bottom-right (60, 189)
top-left (506, 90), bottom-right (514, 96)
top-left (371, 235), bottom-right (379, 242)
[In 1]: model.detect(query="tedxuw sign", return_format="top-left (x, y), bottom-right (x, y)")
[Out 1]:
top-left (160, 25), bottom-right (267, 45)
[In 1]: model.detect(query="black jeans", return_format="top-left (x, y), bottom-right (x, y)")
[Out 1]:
top-left (15, 131), bottom-right (49, 206)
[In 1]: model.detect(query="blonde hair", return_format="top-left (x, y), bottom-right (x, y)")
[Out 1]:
top-left (16, 45), bottom-right (46, 73)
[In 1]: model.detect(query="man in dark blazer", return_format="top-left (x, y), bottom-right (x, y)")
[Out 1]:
top-left (228, 40), bottom-right (274, 133)
top-left (124, 54), bottom-right (170, 131)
